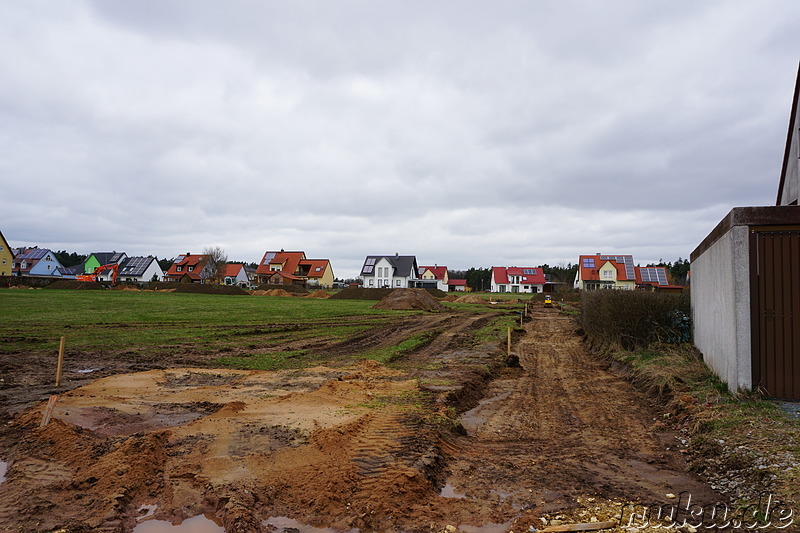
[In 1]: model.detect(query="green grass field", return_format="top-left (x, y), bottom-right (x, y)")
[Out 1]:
top-left (0, 289), bottom-right (514, 370)
top-left (0, 289), bottom-right (393, 354)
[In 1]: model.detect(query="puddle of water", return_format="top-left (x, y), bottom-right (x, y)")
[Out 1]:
top-left (132, 514), bottom-right (224, 532)
top-left (458, 520), bottom-right (513, 533)
top-left (263, 516), bottom-right (359, 533)
top-left (0, 460), bottom-right (7, 484)
top-left (459, 391), bottom-right (512, 435)
top-left (76, 368), bottom-right (101, 374)
top-left (439, 483), bottom-right (467, 499)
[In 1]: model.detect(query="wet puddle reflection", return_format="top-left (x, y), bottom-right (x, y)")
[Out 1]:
top-left (439, 482), bottom-right (467, 499)
top-left (132, 514), bottom-right (224, 532)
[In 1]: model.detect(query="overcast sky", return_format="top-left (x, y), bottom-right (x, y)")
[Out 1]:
top-left (2, 1), bottom-right (798, 278)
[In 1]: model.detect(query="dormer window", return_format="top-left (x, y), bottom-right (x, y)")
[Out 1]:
top-left (177, 266), bottom-right (183, 272)
top-left (188, 266), bottom-right (194, 272)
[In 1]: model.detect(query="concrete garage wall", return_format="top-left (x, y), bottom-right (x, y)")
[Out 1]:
top-left (691, 206), bottom-right (800, 395)
top-left (691, 225), bottom-right (752, 391)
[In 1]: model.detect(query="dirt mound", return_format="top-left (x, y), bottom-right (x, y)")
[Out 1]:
top-left (332, 288), bottom-right (445, 301)
top-left (260, 288), bottom-right (295, 297)
top-left (442, 294), bottom-right (458, 302)
top-left (110, 284), bottom-right (141, 291)
top-left (306, 290), bottom-right (331, 298)
top-left (372, 289), bottom-right (447, 312)
top-left (454, 294), bottom-right (488, 304)
top-left (254, 283), bottom-right (308, 294)
top-left (149, 283), bottom-right (249, 295)
top-left (43, 280), bottom-right (104, 290)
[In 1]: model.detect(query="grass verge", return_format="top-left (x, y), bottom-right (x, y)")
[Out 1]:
top-left (603, 343), bottom-right (800, 512)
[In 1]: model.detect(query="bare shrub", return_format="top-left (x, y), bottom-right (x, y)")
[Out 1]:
top-left (580, 290), bottom-right (690, 349)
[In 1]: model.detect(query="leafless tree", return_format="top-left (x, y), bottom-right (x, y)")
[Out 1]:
top-left (201, 246), bottom-right (228, 283)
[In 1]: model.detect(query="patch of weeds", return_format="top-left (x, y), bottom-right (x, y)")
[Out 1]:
top-left (360, 332), bottom-right (436, 364)
top-left (215, 350), bottom-right (312, 371)
top-left (473, 316), bottom-right (519, 344)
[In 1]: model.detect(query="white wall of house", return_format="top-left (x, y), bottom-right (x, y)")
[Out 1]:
top-left (691, 225), bottom-right (752, 392)
top-left (363, 258), bottom-right (411, 289)
top-left (120, 260), bottom-right (164, 283)
top-left (225, 268), bottom-right (249, 286)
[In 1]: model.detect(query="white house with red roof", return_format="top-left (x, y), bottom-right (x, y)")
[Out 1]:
top-left (491, 266), bottom-right (546, 293)
top-left (418, 265), bottom-right (449, 291)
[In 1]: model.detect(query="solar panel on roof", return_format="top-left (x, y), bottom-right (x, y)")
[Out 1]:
top-left (582, 258), bottom-right (595, 268)
top-left (263, 252), bottom-right (276, 264)
top-left (363, 265), bottom-right (374, 274)
top-left (365, 258), bottom-right (376, 266)
top-left (522, 268), bottom-right (537, 275)
top-left (623, 256), bottom-right (635, 280)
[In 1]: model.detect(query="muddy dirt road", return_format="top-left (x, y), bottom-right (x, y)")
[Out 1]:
top-left (0, 307), bottom-right (722, 532)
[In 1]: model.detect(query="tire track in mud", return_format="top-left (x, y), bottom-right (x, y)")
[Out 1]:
top-left (442, 308), bottom-right (723, 522)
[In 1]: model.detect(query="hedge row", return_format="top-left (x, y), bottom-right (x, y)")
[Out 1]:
top-left (580, 290), bottom-right (691, 349)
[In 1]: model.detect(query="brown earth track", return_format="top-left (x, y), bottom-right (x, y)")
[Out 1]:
top-left (0, 307), bottom-right (725, 532)
top-left (440, 308), bottom-right (725, 531)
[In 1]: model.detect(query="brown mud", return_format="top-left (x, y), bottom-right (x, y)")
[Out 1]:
top-left (0, 307), bottom-right (723, 532)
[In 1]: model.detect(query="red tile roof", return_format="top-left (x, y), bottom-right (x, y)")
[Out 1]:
top-left (578, 255), bottom-right (636, 282)
top-left (419, 266), bottom-right (447, 280)
top-left (302, 259), bottom-right (330, 278)
top-left (222, 264), bottom-right (245, 278)
top-left (492, 266), bottom-right (546, 285)
top-left (448, 279), bottom-right (467, 286)
top-left (255, 251), bottom-right (306, 276)
top-left (165, 254), bottom-right (209, 281)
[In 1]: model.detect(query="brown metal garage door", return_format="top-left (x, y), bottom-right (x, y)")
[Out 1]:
top-left (751, 227), bottom-right (800, 400)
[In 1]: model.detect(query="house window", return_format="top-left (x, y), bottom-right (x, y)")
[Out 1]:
top-left (21, 261), bottom-right (26, 269)
top-left (177, 266), bottom-right (183, 272)
top-left (369, 279), bottom-right (374, 287)
top-left (188, 266), bottom-right (194, 272)
top-left (602, 270), bottom-right (613, 279)
top-left (396, 280), bottom-right (401, 286)
top-left (1, 259), bottom-right (5, 264)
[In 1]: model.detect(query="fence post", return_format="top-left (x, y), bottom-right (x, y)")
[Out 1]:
top-left (55, 336), bottom-right (65, 388)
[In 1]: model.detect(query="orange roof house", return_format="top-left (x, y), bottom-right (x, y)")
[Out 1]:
top-left (573, 254), bottom-right (637, 291)
top-left (164, 253), bottom-right (209, 283)
top-left (255, 250), bottom-right (335, 288)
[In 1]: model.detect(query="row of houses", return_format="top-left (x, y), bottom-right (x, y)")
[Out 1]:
top-left (358, 253), bottom-right (678, 293)
top-left (1, 231), bottom-right (677, 292)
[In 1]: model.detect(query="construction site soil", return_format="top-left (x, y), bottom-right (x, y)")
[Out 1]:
top-left (0, 307), bottom-right (724, 532)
